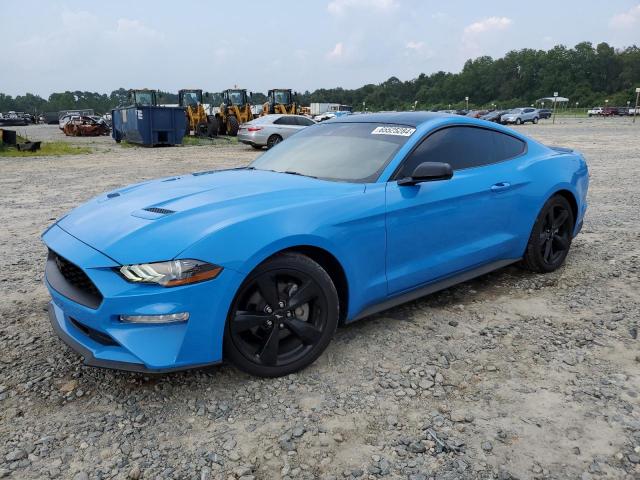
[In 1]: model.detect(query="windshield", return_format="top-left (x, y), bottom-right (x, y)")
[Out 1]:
top-left (134, 92), bottom-right (154, 106)
top-left (182, 91), bottom-right (200, 106)
top-left (273, 90), bottom-right (291, 104)
top-left (228, 91), bottom-right (245, 105)
top-left (251, 123), bottom-right (414, 183)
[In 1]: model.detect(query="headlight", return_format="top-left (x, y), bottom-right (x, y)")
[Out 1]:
top-left (118, 259), bottom-right (222, 287)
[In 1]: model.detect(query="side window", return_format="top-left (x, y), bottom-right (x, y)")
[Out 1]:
top-left (396, 126), bottom-right (495, 178)
top-left (298, 117), bottom-right (315, 126)
top-left (492, 131), bottom-right (526, 161)
top-left (273, 116), bottom-right (294, 125)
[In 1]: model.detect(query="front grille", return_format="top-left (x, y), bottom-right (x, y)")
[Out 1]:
top-left (54, 253), bottom-right (101, 298)
top-left (142, 207), bottom-right (175, 215)
top-left (47, 250), bottom-right (103, 309)
top-left (70, 318), bottom-right (119, 346)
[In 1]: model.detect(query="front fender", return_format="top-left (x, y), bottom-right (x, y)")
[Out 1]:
top-left (178, 185), bottom-right (388, 321)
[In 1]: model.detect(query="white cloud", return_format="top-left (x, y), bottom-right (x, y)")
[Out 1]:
top-left (327, 0), bottom-right (397, 16)
top-left (405, 41), bottom-right (425, 51)
top-left (461, 16), bottom-right (513, 57)
top-left (609, 4), bottom-right (640, 29)
top-left (463, 16), bottom-right (512, 36)
top-left (326, 42), bottom-right (344, 59)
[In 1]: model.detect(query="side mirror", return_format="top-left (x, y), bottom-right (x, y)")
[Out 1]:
top-left (398, 162), bottom-right (453, 186)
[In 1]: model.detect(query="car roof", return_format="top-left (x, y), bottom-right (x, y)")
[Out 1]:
top-left (324, 111), bottom-right (451, 127)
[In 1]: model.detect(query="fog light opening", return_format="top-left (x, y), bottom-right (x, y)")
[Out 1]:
top-left (119, 312), bottom-right (189, 324)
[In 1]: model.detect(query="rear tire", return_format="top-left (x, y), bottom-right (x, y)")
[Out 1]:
top-left (532, 117), bottom-right (539, 124)
top-left (521, 195), bottom-right (574, 273)
top-left (267, 134), bottom-right (282, 149)
top-left (515, 118), bottom-right (522, 125)
top-left (196, 121), bottom-right (208, 136)
top-left (206, 118), bottom-right (218, 137)
top-left (224, 252), bottom-right (339, 377)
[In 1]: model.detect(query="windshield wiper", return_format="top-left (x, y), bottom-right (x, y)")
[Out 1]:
top-left (283, 170), bottom-right (317, 179)
top-left (252, 168), bottom-right (317, 179)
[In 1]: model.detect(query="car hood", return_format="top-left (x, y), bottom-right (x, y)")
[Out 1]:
top-left (56, 168), bottom-right (363, 265)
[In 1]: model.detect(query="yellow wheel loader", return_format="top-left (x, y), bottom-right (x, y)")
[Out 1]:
top-left (262, 89), bottom-right (299, 115)
top-left (178, 89), bottom-right (218, 137)
top-left (215, 89), bottom-right (253, 136)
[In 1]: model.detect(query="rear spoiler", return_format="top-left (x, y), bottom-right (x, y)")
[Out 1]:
top-left (548, 145), bottom-right (574, 154)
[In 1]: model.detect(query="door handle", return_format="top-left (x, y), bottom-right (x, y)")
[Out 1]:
top-left (490, 182), bottom-right (512, 192)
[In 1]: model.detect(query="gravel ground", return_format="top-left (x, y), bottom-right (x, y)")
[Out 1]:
top-left (1, 118), bottom-right (639, 480)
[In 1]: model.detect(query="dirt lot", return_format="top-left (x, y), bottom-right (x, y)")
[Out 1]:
top-left (1, 118), bottom-right (639, 480)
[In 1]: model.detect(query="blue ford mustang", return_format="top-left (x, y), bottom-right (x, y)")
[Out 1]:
top-left (42, 112), bottom-right (589, 377)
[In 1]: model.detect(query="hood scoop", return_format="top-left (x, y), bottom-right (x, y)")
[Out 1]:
top-left (131, 207), bottom-right (176, 220)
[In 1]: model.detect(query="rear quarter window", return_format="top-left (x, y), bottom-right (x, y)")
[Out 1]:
top-left (492, 131), bottom-right (526, 161)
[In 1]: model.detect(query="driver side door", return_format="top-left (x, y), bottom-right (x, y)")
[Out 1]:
top-left (385, 126), bottom-right (520, 295)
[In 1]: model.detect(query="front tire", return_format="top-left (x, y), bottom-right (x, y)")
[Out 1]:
top-left (532, 117), bottom-right (539, 124)
top-left (515, 118), bottom-right (522, 125)
top-left (521, 195), bottom-right (574, 273)
top-left (226, 116), bottom-right (239, 136)
top-left (206, 118), bottom-right (218, 138)
top-left (224, 253), bottom-right (339, 377)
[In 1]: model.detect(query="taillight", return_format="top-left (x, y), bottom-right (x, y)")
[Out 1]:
top-left (247, 126), bottom-right (263, 132)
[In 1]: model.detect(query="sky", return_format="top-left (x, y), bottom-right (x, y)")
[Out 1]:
top-left (1, 0), bottom-right (639, 97)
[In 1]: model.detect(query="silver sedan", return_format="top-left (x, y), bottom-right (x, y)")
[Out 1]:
top-left (238, 114), bottom-right (316, 149)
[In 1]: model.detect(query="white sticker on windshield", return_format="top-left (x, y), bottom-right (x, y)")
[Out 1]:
top-left (371, 126), bottom-right (416, 137)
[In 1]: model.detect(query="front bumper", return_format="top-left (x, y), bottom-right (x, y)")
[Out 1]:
top-left (47, 302), bottom-right (213, 373)
top-left (43, 225), bottom-right (243, 373)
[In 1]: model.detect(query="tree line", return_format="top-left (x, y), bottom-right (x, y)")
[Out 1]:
top-left (1, 42), bottom-right (638, 115)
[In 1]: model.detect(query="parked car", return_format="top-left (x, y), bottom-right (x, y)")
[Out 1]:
top-left (62, 115), bottom-right (110, 137)
top-left (42, 112), bottom-right (589, 377)
top-left (465, 110), bottom-right (489, 119)
top-left (587, 107), bottom-right (603, 117)
top-left (603, 107), bottom-right (620, 116)
top-left (238, 114), bottom-right (315, 149)
top-left (59, 114), bottom-right (73, 129)
top-left (314, 111), bottom-right (351, 122)
top-left (0, 111), bottom-right (29, 126)
top-left (538, 109), bottom-right (552, 119)
top-left (501, 108), bottom-right (539, 125)
top-left (480, 110), bottom-right (508, 123)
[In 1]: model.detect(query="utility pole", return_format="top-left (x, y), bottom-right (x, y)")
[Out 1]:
top-left (634, 88), bottom-right (640, 124)
top-left (552, 92), bottom-right (558, 124)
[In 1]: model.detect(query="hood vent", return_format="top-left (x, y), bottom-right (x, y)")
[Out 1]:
top-left (131, 207), bottom-right (176, 220)
top-left (143, 207), bottom-right (175, 215)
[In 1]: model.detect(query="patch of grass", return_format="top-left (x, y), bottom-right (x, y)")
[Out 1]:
top-left (0, 135), bottom-right (92, 157)
top-left (181, 135), bottom-right (238, 147)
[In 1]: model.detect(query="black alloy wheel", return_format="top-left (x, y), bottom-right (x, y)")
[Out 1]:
top-left (224, 253), bottom-right (339, 377)
top-left (522, 195), bottom-right (574, 273)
